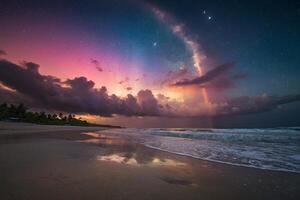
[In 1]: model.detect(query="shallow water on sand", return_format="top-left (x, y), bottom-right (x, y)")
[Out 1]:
top-left (1, 129), bottom-right (300, 200)
top-left (97, 128), bottom-right (300, 173)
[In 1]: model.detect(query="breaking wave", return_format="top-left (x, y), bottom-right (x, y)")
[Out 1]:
top-left (100, 128), bottom-right (300, 173)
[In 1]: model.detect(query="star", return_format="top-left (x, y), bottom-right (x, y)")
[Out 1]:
top-left (208, 16), bottom-right (212, 20)
top-left (153, 42), bottom-right (158, 47)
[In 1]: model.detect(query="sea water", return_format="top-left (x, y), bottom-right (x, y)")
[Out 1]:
top-left (100, 127), bottom-right (300, 173)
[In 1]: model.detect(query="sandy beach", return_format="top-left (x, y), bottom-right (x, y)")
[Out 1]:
top-left (0, 122), bottom-right (299, 200)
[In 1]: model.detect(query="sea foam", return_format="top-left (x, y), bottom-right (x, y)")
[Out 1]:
top-left (99, 127), bottom-right (300, 173)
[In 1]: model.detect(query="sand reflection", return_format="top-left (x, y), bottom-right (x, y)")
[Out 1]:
top-left (97, 154), bottom-right (186, 167)
top-left (80, 132), bottom-right (126, 145)
top-left (81, 131), bottom-right (187, 168)
top-left (97, 154), bottom-right (139, 166)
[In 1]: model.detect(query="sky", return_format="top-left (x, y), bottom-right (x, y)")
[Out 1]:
top-left (0, 0), bottom-right (300, 127)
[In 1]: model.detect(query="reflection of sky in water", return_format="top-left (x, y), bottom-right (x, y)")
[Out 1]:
top-left (80, 132), bottom-right (187, 168)
top-left (80, 132), bottom-right (126, 145)
top-left (80, 131), bottom-right (197, 186)
top-left (82, 132), bottom-right (119, 140)
top-left (98, 154), bottom-right (138, 165)
top-left (82, 132), bottom-right (102, 138)
top-left (98, 154), bottom-right (186, 167)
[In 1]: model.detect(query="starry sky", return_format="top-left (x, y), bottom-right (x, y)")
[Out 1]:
top-left (0, 0), bottom-right (300, 127)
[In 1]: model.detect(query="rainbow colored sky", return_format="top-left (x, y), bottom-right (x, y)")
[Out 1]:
top-left (0, 0), bottom-right (300, 127)
top-left (1, 1), bottom-right (196, 97)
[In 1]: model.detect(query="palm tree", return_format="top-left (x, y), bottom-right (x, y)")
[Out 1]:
top-left (16, 103), bottom-right (27, 118)
top-left (0, 103), bottom-right (8, 119)
top-left (68, 114), bottom-right (73, 122)
top-left (52, 113), bottom-right (58, 119)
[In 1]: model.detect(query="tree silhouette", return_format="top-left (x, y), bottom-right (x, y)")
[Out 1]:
top-left (0, 103), bottom-right (90, 126)
top-left (0, 102), bottom-right (119, 127)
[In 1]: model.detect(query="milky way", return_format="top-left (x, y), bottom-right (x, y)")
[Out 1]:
top-left (0, 0), bottom-right (299, 127)
top-left (148, 4), bottom-right (209, 103)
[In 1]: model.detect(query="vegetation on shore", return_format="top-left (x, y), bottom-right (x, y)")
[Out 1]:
top-left (0, 103), bottom-right (121, 128)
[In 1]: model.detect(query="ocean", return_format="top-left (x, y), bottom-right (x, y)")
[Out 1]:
top-left (100, 127), bottom-right (300, 173)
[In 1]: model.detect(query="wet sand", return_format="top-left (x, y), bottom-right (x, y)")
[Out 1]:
top-left (0, 123), bottom-right (299, 200)
top-left (0, 122), bottom-right (110, 135)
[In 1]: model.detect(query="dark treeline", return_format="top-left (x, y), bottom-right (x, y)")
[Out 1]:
top-left (0, 103), bottom-right (107, 127)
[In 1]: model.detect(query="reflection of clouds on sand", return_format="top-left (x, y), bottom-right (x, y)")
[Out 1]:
top-left (80, 132), bottom-right (126, 145)
top-left (97, 154), bottom-right (139, 166)
top-left (151, 158), bottom-right (186, 167)
top-left (82, 132), bottom-right (119, 140)
top-left (80, 131), bottom-right (188, 168)
top-left (82, 132), bottom-right (102, 138)
top-left (97, 154), bottom-right (186, 167)
top-left (80, 131), bottom-right (197, 187)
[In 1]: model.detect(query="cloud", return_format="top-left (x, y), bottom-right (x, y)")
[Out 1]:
top-left (216, 94), bottom-right (300, 116)
top-left (95, 66), bottom-right (103, 72)
top-left (204, 72), bottom-right (246, 91)
top-left (0, 59), bottom-right (163, 117)
top-left (65, 77), bottom-right (95, 91)
top-left (91, 59), bottom-right (103, 72)
top-left (118, 77), bottom-right (130, 85)
top-left (0, 59), bottom-right (299, 118)
top-left (172, 62), bottom-right (235, 86)
top-left (161, 67), bottom-right (189, 85)
top-left (137, 89), bottom-right (160, 115)
top-left (0, 49), bottom-right (7, 56)
top-left (155, 93), bottom-right (300, 118)
top-left (0, 84), bottom-right (32, 105)
top-left (23, 62), bottom-right (40, 73)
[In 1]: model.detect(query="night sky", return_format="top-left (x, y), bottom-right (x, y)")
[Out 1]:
top-left (0, 0), bottom-right (299, 127)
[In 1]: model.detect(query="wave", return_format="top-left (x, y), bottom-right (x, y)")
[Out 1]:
top-left (147, 128), bottom-right (300, 144)
top-left (99, 128), bottom-right (300, 173)
top-left (144, 144), bottom-right (300, 174)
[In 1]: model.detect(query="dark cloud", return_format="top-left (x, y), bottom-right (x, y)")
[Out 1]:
top-left (217, 94), bottom-right (300, 116)
top-left (95, 66), bottom-right (103, 72)
top-left (65, 77), bottom-right (95, 91)
top-left (137, 89), bottom-right (160, 115)
top-left (172, 62), bottom-right (235, 87)
top-left (0, 85), bottom-right (31, 105)
top-left (161, 67), bottom-right (188, 85)
top-left (23, 62), bottom-right (40, 73)
top-left (205, 72), bottom-right (246, 91)
top-left (0, 59), bottom-right (299, 119)
top-left (91, 59), bottom-right (103, 72)
top-left (0, 60), bottom-right (61, 102)
top-left (118, 77), bottom-right (130, 85)
top-left (0, 49), bottom-right (7, 56)
top-left (205, 76), bottom-right (234, 91)
top-left (0, 59), bottom-right (161, 117)
top-left (121, 94), bottom-right (140, 116)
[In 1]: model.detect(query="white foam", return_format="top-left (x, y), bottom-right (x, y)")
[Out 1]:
top-left (98, 128), bottom-right (300, 173)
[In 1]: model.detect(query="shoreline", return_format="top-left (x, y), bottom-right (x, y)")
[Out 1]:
top-left (1, 123), bottom-right (299, 200)
top-left (1, 122), bottom-right (299, 174)
top-left (0, 121), bottom-right (115, 134)
top-left (144, 144), bottom-right (300, 174)
top-left (92, 129), bottom-right (300, 175)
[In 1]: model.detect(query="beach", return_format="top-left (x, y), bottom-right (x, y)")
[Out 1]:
top-left (0, 122), bottom-right (299, 200)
